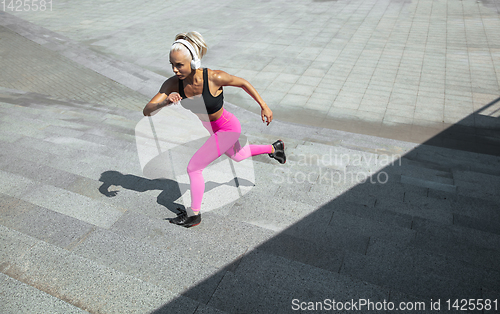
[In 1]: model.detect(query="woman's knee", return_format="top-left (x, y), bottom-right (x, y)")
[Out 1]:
top-left (187, 161), bottom-right (203, 175)
top-left (226, 153), bottom-right (244, 162)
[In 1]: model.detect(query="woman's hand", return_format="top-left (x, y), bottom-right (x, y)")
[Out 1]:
top-left (143, 92), bottom-right (182, 116)
top-left (261, 106), bottom-right (273, 125)
top-left (166, 92), bottom-right (182, 105)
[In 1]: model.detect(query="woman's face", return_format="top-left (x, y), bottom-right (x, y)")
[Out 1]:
top-left (170, 49), bottom-right (192, 80)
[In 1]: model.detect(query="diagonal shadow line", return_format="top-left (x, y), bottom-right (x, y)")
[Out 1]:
top-left (477, 96), bottom-right (500, 112)
top-left (151, 100), bottom-right (500, 313)
top-left (427, 96), bottom-right (500, 156)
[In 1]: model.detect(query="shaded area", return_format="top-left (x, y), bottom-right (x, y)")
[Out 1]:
top-left (152, 101), bottom-right (500, 313)
top-left (480, 0), bottom-right (500, 14)
top-left (430, 97), bottom-right (500, 156)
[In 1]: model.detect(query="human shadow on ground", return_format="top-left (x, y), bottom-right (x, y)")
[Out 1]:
top-left (98, 170), bottom-right (254, 214)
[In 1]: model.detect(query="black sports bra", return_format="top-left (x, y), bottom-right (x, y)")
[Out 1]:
top-left (178, 68), bottom-right (224, 114)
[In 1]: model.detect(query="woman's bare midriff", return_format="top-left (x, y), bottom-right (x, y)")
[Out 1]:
top-left (195, 105), bottom-right (224, 122)
top-left (179, 69), bottom-right (224, 122)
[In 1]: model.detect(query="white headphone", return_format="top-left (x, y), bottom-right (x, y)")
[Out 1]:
top-left (172, 39), bottom-right (201, 70)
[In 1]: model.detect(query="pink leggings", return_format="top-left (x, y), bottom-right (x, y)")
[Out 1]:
top-left (187, 108), bottom-right (272, 211)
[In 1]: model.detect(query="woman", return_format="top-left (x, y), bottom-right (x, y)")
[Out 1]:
top-left (143, 31), bottom-right (285, 228)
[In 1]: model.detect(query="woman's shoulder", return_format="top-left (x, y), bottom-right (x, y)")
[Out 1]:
top-left (159, 75), bottom-right (180, 94)
top-left (205, 68), bottom-right (228, 76)
top-left (205, 68), bottom-right (232, 85)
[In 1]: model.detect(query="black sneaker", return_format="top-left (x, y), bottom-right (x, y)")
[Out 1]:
top-left (169, 210), bottom-right (201, 228)
top-left (269, 139), bottom-right (286, 164)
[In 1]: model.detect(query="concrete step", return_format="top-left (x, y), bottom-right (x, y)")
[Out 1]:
top-left (452, 169), bottom-right (500, 203)
top-left (405, 144), bottom-right (500, 177)
top-left (0, 225), bottom-right (198, 314)
top-left (450, 194), bottom-right (500, 234)
top-left (0, 273), bottom-right (89, 314)
top-left (0, 128), bottom-right (141, 178)
top-left (0, 144), bottom-right (275, 252)
top-left (0, 188), bottom-right (279, 311)
top-left (294, 141), bottom-right (390, 171)
top-left (0, 172), bottom-right (124, 229)
top-left (341, 236), bottom-right (500, 300)
top-left (210, 249), bottom-right (390, 313)
top-left (0, 90), bottom-right (142, 143)
top-left (410, 216), bottom-right (500, 272)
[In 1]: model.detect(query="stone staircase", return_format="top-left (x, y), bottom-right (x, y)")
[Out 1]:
top-left (1, 87), bottom-right (500, 314)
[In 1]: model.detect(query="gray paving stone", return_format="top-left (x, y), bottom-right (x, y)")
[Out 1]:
top-left (227, 198), bottom-right (307, 233)
top-left (15, 136), bottom-right (82, 159)
top-left (426, 188), bottom-right (458, 202)
top-left (282, 206), bottom-right (370, 255)
top-left (403, 190), bottom-right (452, 208)
top-left (236, 190), bottom-right (317, 220)
top-left (333, 200), bottom-right (413, 229)
top-left (4, 240), bottom-right (196, 314)
top-left (20, 184), bottom-right (125, 229)
top-left (375, 194), bottom-right (453, 224)
top-left (257, 232), bottom-right (345, 274)
top-left (453, 169), bottom-right (500, 201)
top-left (369, 237), bottom-right (500, 295)
top-left (453, 213), bottom-right (500, 236)
top-left (328, 209), bottom-right (416, 244)
top-left (338, 188), bottom-right (379, 208)
top-left (108, 210), bottom-right (249, 269)
top-left (411, 145), bottom-right (499, 171)
top-left (78, 132), bottom-right (137, 153)
top-left (450, 194), bottom-right (500, 222)
top-left (341, 248), bottom-right (484, 300)
top-left (411, 217), bottom-right (500, 272)
top-left (0, 129), bottom-right (24, 143)
top-left (70, 227), bottom-right (223, 302)
top-left (0, 157), bottom-right (79, 190)
top-left (0, 197), bottom-right (94, 249)
top-left (0, 193), bottom-right (28, 224)
top-left (45, 153), bottom-right (115, 180)
top-left (193, 212), bottom-right (276, 248)
top-left (98, 182), bottom-right (179, 219)
top-left (235, 250), bottom-right (390, 308)
top-left (0, 225), bottom-right (38, 272)
top-left (0, 169), bottom-right (38, 199)
top-left (0, 273), bottom-right (89, 314)
top-left (400, 175), bottom-right (457, 193)
top-left (207, 271), bottom-right (292, 314)
top-left (0, 117), bottom-right (49, 140)
top-left (0, 138), bottom-right (55, 165)
top-left (42, 125), bottom-right (87, 138)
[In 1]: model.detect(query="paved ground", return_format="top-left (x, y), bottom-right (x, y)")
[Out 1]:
top-left (1, 0), bottom-right (500, 313)
top-left (3, 0), bottom-right (500, 150)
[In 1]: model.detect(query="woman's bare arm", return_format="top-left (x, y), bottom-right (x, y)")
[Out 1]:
top-left (143, 77), bottom-right (181, 116)
top-left (211, 70), bottom-right (273, 125)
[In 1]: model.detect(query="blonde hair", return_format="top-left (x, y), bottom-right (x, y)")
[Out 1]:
top-left (171, 31), bottom-right (208, 60)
